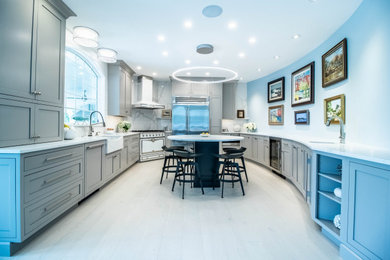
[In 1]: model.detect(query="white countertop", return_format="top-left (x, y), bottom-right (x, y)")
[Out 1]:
top-left (0, 132), bottom-right (139, 154)
top-left (231, 131), bottom-right (390, 166)
top-left (168, 135), bottom-right (243, 142)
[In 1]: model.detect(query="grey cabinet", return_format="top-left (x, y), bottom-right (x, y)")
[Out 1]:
top-left (282, 140), bottom-right (293, 179)
top-left (262, 137), bottom-right (270, 166)
top-left (252, 136), bottom-right (259, 161)
top-left (108, 61), bottom-right (133, 116)
top-left (290, 142), bottom-right (309, 197)
top-left (222, 81), bottom-right (238, 119)
top-left (241, 135), bottom-right (252, 160)
top-left (0, 99), bottom-right (63, 147)
top-left (33, 0), bottom-right (65, 105)
top-left (104, 150), bottom-right (122, 182)
top-left (0, 0), bottom-right (34, 100)
top-left (210, 95), bottom-right (222, 134)
top-left (84, 142), bottom-right (104, 196)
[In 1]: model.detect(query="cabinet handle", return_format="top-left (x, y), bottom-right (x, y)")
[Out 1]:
top-left (45, 153), bottom-right (73, 162)
top-left (42, 170), bottom-right (73, 186)
top-left (42, 193), bottom-right (73, 215)
top-left (31, 135), bottom-right (41, 139)
top-left (86, 144), bottom-right (104, 149)
top-left (32, 90), bottom-right (42, 95)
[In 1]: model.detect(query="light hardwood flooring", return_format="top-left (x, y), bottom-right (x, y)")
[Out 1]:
top-left (7, 159), bottom-right (340, 260)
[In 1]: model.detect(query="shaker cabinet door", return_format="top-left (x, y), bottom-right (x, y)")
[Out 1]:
top-left (34, 104), bottom-right (63, 143)
top-left (0, 0), bottom-right (34, 100)
top-left (0, 99), bottom-right (34, 147)
top-left (85, 142), bottom-right (104, 196)
top-left (34, 0), bottom-right (65, 105)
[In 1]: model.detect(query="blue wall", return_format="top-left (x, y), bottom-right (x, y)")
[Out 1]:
top-left (247, 0), bottom-right (390, 149)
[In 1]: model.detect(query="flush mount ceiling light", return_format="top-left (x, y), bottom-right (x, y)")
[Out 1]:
top-left (97, 48), bottom-right (117, 63)
top-left (73, 26), bottom-right (99, 48)
top-left (202, 5), bottom-right (223, 18)
top-left (197, 44), bottom-right (214, 54)
top-left (172, 66), bottom-right (238, 84)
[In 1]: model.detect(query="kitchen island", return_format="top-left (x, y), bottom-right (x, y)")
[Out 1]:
top-left (168, 135), bottom-right (244, 187)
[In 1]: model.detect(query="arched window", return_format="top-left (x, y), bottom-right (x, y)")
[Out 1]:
top-left (64, 49), bottom-right (98, 124)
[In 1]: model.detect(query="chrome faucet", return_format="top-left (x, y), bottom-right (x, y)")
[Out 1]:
top-left (326, 115), bottom-right (345, 144)
top-left (88, 111), bottom-right (106, 136)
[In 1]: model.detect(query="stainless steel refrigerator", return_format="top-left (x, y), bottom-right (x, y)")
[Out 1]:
top-left (172, 96), bottom-right (210, 135)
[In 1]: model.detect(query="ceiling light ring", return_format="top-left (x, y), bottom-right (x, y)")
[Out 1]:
top-left (172, 66), bottom-right (238, 84)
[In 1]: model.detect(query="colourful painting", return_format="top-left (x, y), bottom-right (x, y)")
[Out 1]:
top-left (268, 105), bottom-right (284, 125)
top-left (291, 62), bottom-right (315, 107)
top-left (324, 94), bottom-right (345, 124)
top-left (322, 38), bottom-right (347, 87)
top-left (267, 77), bottom-right (285, 103)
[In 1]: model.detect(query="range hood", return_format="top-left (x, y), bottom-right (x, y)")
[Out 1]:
top-left (132, 75), bottom-right (165, 109)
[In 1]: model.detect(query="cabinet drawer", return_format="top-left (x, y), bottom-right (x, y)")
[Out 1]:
top-left (24, 159), bottom-right (83, 204)
top-left (23, 145), bottom-right (83, 173)
top-left (24, 180), bottom-right (82, 236)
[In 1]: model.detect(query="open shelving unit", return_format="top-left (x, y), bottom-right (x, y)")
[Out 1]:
top-left (316, 154), bottom-right (343, 239)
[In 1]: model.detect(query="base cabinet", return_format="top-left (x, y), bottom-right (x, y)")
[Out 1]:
top-left (84, 142), bottom-right (104, 197)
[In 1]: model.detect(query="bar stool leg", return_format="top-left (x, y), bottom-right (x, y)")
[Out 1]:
top-left (182, 163), bottom-right (186, 199)
top-left (221, 163), bottom-right (226, 198)
top-left (172, 162), bottom-right (180, 192)
top-left (236, 163), bottom-right (245, 196)
top-left (160, 156), bottom-right (168, 184)
top-left (241, 156), bottom-right (249, 182)
top-left (195, 162), bottom-right (204, 195)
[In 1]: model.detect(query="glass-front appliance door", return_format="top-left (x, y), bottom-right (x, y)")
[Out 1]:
top-left (188, 105), bottom-right (209, 134)
top-left (172, 105), bottom-right (187, 135)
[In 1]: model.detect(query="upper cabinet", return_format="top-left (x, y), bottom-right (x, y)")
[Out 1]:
top-left (107, 61), bottom-right (133, 116)
top-left (0, 0), bottom-right (74, 105)
top-left (222, 81), bottom-right (237, 119)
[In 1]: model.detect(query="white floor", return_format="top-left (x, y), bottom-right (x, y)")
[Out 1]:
top-left (8, 160), bottom-right (340, 260)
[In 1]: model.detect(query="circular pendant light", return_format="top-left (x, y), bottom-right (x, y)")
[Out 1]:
top-left (73, 26), bottom-right (99, 48)
top-left (97, 48), bottom-right (118, 63)
top-left (171, 66), bottom-right (238, 84)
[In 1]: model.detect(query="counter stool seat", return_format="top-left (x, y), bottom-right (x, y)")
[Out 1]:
top-left (160, 145), bottom-right (185, 184)
top-left (222, 147), bottom-right (248, 182)
top-left (172, 150), bottom-right (204, 199)
top-left (215, 152), bottom-right (245, 198)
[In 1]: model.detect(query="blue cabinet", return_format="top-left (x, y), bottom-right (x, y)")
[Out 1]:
top-left (346, 162), bottom-right (390, 260)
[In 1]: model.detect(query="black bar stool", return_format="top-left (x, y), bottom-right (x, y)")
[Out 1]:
top-left (215, 152), bottom-right (245, 198)
top-left (160, 145), bottom-right (185, 184)
top-left (171, 150), bottom-right (204, 199)
top-left (223, 147), bottom-right (249, 182)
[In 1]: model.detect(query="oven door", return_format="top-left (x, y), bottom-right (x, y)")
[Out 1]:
top-left (141, 138), bottom-right (164, 154)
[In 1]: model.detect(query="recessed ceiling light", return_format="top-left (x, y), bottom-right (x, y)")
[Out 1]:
top-left (257, 68), bottom-right (262, 72)
top-left (162, 51), bottom-right (168, 56)
top-left (274, 55), bottom-right (280, 60)
top-left (183, 20), bottom-right (192, 29)
top-left (136, 66), bottom-right (142, 70)
top-left (238, 52), bottom-right (245, 58)
top-left (185, 59), bottom-right (191, 64)
top-left (202, 5), bottom-right (223, 18)
top-left (157, 34), bottom-right (165, 42)
top-left (152, 72), bottom-right (157, 76)
top-left (248, 37), bottom-right (256, 44)
top-left (213, 60), bottom-right (219, 65)
top-left (186, 72), bottom-right (191, 76)
top-left (205, 72), bottom-right (210, 76)
top-left (292, 34), bottom-right (301, 39)
top-left (228, 21), bottom-right (237, 30)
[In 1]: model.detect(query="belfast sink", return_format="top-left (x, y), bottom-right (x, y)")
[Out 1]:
top-left (101, 135), bottom-right (124, 154)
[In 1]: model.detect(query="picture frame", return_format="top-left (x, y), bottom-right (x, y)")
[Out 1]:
top-left (161, 109), bottom-right (172, 119)
top-left (237, 110), bottom-right (245, 118)
top-left (291, 62), bottom-right (315, 107)
top-left (322, 38), bottom-right (348, 88)
top-left (268, 105), bottom-right (284, 125)
top-left (294, 110), bottom-right (310, 125)
top-left (324, 94), bottom-right (345, 124)
top-left (267, 77), bottom-right (285, 103)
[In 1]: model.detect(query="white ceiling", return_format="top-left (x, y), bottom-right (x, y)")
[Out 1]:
top-left (64, 0), bottom-right (362, 82)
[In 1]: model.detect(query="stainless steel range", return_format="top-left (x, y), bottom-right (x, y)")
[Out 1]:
top-left (132, 130), bottom-right (165, 162)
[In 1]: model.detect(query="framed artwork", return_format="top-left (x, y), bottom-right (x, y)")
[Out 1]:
top-left (267, 77), bottom-right (285, 103)
top-left (324, 94), bottom-right (345, 124)
top-left (237, 110), bottom-right (245, 118)
top-left (268, 105), bottom-right (284, 125)
top-left (294, 110), bottom-right (310, 125)
top-left (161, 109), bottom-right (172, 119)
top-left (291, 62), bottom-right (315, 107)
top-left (322, 38), bottom-right (347, 88)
